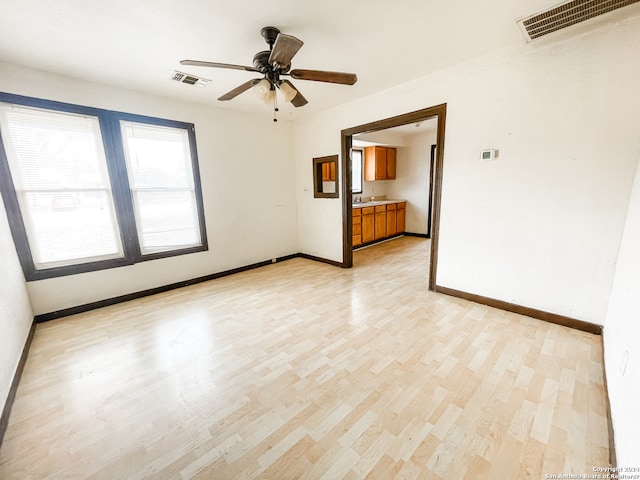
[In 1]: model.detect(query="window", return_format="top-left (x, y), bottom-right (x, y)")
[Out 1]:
top-left (121, 121), bottom-right (201, 255)
top-left (0, 93), bottom-right (207, 280)
top-left (351, 148), bottom-right (363, 194)
top-left (0, 105), bottom-right (123, 269)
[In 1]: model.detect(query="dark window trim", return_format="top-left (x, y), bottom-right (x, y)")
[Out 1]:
top-left (110, 111), bottom-right (208, 264)
top-left (351, 148), bottom-right (363, 194)
top-left (0, 92), bottom-right (208, 281)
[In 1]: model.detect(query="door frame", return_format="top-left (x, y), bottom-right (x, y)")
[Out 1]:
top-left (427, 143), bottom-right (437, 238)
top-left (340, 103), bottom-right (447, 291)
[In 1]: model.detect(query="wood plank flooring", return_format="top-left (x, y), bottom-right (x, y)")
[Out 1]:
top-left (0, 237), bottom-right (609, 479)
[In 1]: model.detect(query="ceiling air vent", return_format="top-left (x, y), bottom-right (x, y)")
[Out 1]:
top-left (517, 0), bottom-right (640, 42)
top-left (171, 71), bottom-right (210, 87)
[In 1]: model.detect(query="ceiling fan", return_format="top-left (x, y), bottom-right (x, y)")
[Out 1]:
top-left (180, 26), bottom-right (357, 119)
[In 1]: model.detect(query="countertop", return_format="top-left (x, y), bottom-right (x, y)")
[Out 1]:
top-left (352, 199), bottom-right (406, 208)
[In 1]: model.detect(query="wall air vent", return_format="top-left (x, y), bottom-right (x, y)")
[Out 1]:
top-left (517, 0), bottom-right (640, 42)
top-left (171, 71), bottom-right (211, 87)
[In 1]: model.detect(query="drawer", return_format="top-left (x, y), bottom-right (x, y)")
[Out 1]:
top-left (353, 215), bottom-right (362, 225)
top-left (386, 203), bottom-right (396, 211)
top-left (353, 224), bottom-right (361, 235)
top-left (375, 205), bottom-right (386, 213)
top-left (396, 201), bottom-right (406, 209)
top-left (352, 234), bottom-right (362, 246)
top-left (362, 206), bottom-right (375, 215)
top-left (352, 207), bottom-right (361, 217)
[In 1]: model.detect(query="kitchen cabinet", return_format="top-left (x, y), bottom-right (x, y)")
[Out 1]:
top-left (352, 208), bottom-right (362, 246)
top-left (361, 206), bottom-right (375, 243)
top-left (385, 148), bottom-right (396, 180)
top-left (321, 161), bottom-right (336, 181)
top-left (364, 146), bottom-right (396, 181)
top-left (396, 202), bottom-right (406, 233)
top-left (353, 201), bottom-right (406, 247)
top-left (374, 205), bottom-right (386, 240)
top-left (386, 203), bottom-right (397, 236)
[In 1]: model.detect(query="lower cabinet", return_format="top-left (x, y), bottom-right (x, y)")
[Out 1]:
top-left (361, 206), bottom-right (375, 243)
top-left (386, 203), bottom-right (397, 236)
top-left (352, 207), bottom-right (362, 246)
top-left (374, 205), bottom-right (386, 240)
top-left (396, 202), bottom-right (406, 233)
top-left (353, 201), bottom-right (406, 247)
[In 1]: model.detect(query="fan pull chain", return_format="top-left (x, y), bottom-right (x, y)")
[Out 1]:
top-left (273, 89), bottom-right (279, 122)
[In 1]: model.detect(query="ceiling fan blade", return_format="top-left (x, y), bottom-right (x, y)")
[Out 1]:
top-left (180, 60), bottom-right (257, 72)
top-left (218, 78), bottom-right (262, 101)
top-left (289, 69), bottom-right (357, 85)
top-left (281, 80), bottom-right (308, 107)
top-left (268, 34), bottom-right (304, 68)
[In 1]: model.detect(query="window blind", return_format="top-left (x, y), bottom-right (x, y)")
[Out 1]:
top-left (120, 121), bottom-right (202, 254)
top-left (352, 149), bottom-right (363, 194)
top-left (0, 104), bottom-right (123, 268)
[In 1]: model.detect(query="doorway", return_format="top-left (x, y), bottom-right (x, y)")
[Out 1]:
top-left (340, 104), bottom-right (447, 291)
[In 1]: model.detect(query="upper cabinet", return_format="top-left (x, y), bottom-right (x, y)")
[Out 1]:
top-left (321, 161), bottom-right (336, 181)
top-left (313, 155), bottom-right (338, 198)
top-left (364, 146), bottom-right (396, 181)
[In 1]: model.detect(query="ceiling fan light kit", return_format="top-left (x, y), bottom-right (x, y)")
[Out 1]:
top-left (253, 78), bottom-right (271, 100)
top-left (278, 81), bottom-right (297, 103)
top-left (180, 26), bottom-right (357, 121)
top-left (262, 89), bottom-right (275, 107)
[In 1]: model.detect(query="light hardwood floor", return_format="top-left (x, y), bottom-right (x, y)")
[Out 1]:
top-left (0, 237), bottom-right (609, 479)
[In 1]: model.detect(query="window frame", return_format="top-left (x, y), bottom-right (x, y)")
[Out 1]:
top-left (0, 92), bottom-right (208, 281)
top-left (351, 148), bottom-right (363, 194)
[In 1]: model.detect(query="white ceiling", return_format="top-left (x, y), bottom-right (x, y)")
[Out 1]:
top-left (1, 0), bottom-right (637, 120)
top-left (383, 118), bottom-right (439, 137)
top-left (353, 118), bottom-right (438, 148)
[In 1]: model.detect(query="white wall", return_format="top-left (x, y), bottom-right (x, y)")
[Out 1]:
top-left (387, 130), bottom-right (437, 235)
top-left (0, 62), bottom-right (298, 315)
top-left (603, 154), bottom-right (640, 468)
top-left (293, 14), bottom-right (640, 325)
top-left (0, 193), bottom-right (33, 412)
top-left (293, 114), bottom-right (344, 260)
top-left (359, 178), bottom-right (392, 201)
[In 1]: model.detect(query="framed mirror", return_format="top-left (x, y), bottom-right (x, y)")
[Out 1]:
top-left (313, 155), bottom-right (339, 198)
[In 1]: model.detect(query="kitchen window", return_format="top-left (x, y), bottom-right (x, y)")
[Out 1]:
top-left (0, 93), bottom-right (207, 281)
top-left (351, 148), bottom-right (363, 194)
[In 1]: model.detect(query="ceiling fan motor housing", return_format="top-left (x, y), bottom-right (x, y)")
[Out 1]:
top-left (252, 51), bottom-right (271, 72)
top-left (253, 51), bottom-right (289, 85)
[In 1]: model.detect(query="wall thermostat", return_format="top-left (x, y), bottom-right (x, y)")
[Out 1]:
top-left (480, 149), bottom-right (497, 161)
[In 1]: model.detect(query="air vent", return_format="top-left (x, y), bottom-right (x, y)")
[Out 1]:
top-left (171, 71), bottom-right (210, 87)
top-left (517, 0), bottom-right (640, 42)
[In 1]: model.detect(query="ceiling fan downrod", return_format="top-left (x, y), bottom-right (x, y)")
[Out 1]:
top-left (260, 26), bottom-right (280, 50)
